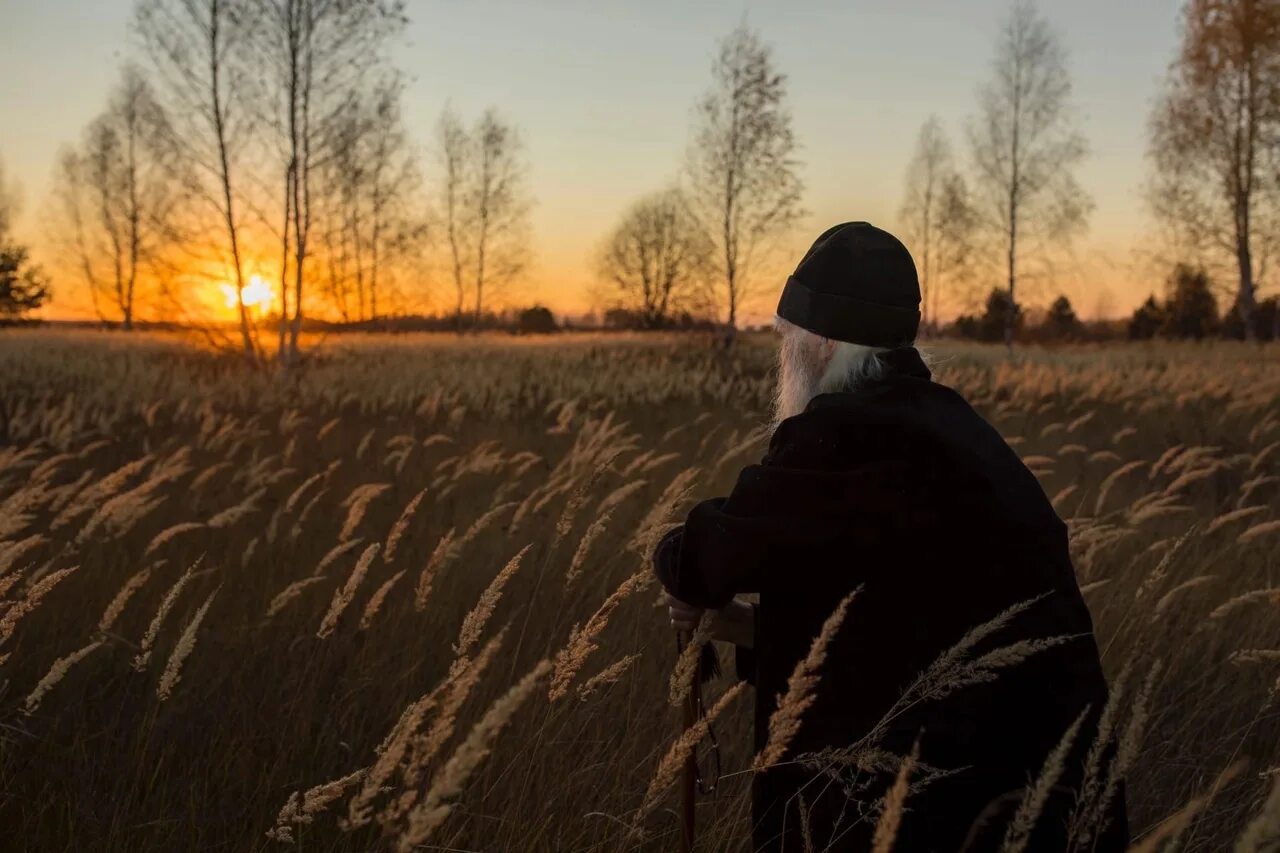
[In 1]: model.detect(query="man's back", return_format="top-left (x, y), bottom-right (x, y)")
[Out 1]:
top-left (656, 349), bottom-right (1128, 851)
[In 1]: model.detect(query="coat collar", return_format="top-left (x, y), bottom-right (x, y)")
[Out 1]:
top-left (873, 346), bottom-right (931, 382)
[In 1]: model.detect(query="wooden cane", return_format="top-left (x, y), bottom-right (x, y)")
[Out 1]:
top-left (679, 631), bottom-right (700, 853)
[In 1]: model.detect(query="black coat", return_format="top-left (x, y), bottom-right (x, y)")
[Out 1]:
top-left (654, 348), bottom-right (1126, 852)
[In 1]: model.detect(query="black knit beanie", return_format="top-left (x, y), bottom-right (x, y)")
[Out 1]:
top-left (776, 222), bottom-right (921, 348)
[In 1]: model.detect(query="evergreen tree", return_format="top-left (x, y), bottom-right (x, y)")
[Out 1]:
top-left (1128, 295), bottom-right (1164, 340)
top-left (0, 245), bottom-right (50, 320)
top-left (1161, 265), bottom-right (1218, 339)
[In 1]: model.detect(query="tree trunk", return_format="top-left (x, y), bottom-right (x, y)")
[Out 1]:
top-left (209, 0), bottom-right (255, 364)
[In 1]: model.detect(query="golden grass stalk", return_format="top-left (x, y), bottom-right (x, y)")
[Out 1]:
top-left (282, 469), bottom-right (327, 516)
top-left (133, 558), bottom-right (200, 671)
top-left (0, 534), bottom-right (46, 577)
top-left (317, 542), bottom-right (380, 639)
top-left (1051, 484), bottom-right (1078, 511)
top-left (565, 510), bottom-right (613, 585)
top-left (313, 538), bottom-right (366, 577)
top-left (98, 565), bottom-right (154, 633)
top-left (577, 653), bottom-right (641, 701)
top-left (1153, 576), bottom-right (1216, 619)
top-left (23, 640), bottom-right (105, 714)
top-left (453, 545), bottom-right (530, 658)
top-left (359, 570), bottom-right (406, 631)
top-left (1149, 443), bottom-right (1188, 479)
top-left (207, 488), bottom-right (266, 529)
top-left (1206, 505), bottom-right (1268, 535)
top-left (549, 570), bottom-right (651, 702)
top-left (156, 588), bottom-right (218, 702)
top-left (395, 629), bottom-right (510, 805)
top-left (414, 528), bottom-right (456, 612)
top-left (1093, 460), bottom-right (1147, 515)
top-left (871, 740), bottom-right (919, 853)
top-left (1230, 649), bottom-right (1280, 665)
top-left (1250, 439), bottom-right (1280, 474)
top-left (458, 500), bottom-right (518, 549)
top-left (396, 659), bottom-right (552, 852)
top-left (383, 488), bottom-right (428, 564)
top-left (345, 686), bottom-right (445, 830)
top-left (1239, 519), bottom-right (1280, 545)
top-left (339, 483), bottom-right (392, 542)
top-left (635, 682), bottom-right (747, 831)
top-left (597, 479), bottom-right (648, 515)
top-left (265, 577), bottom-right (328, 620)
top-left (754, 590), bottom-right (858, 770)
top-left (190, 462), bottom-right (231, 494)
top-left (267, 769), bottom-right (369, 843)
top-left (1209, 588), bottom-right (1280, 621)
top-left (0, 569), bottom-right (26, 602)
top-left (669, 614), bottom-right (714, 707)
top-left (0, 565), bottom-right (79, 649)
top-left (142, 522), bottom-right (207, 559)
top-left (1002, 707), bottom-right (1090, 853)
top-left (630, 466), bottom-right (699, 554)
top-left (290, 487), bottom-right (332, 541)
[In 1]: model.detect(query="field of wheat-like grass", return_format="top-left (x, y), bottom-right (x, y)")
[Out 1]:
top-left (0, 328), bottom-right (1277, 852)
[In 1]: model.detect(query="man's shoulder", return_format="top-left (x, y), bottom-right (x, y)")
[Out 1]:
top-left (773, 378), bottom-right (983, 456)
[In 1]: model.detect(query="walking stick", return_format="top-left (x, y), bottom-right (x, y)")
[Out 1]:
top-left (679, 630), bottom-right (700, 853)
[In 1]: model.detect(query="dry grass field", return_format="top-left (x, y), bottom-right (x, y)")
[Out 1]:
top-left (0, 328), bottom-right (1277, 852)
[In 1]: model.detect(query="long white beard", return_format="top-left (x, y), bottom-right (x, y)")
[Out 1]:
top-left (772, 329), bottom-right (889, 432)
top-left (772, 333), bottom-right (826, 432)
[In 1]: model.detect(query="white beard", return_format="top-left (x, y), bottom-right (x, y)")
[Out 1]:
top-left (771, 323), bottom-right (890, 432)
top-left (772, 331), bottom-right (826, 432)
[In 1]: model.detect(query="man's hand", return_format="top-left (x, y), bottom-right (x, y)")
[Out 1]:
top-left (664, 592), bottom-right (755, 649)
top-left (665, 591), bottom-right (704, 633)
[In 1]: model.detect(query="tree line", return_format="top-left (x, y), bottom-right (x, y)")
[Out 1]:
top-left (4, 0), bottom-right (1280, 347)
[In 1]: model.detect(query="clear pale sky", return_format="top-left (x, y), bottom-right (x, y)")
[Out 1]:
top-left (0, 0), bottom-right (1182, 321)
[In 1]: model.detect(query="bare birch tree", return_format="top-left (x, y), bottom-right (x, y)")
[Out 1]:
top-left (597, 187), bottom-right (714, 328)
top-left (968, 1), bottom-right (1092, 349)
top-left (688, 24), bottom-right (804, 334)
top-left (1150, 0), bottom-right (1280, 340)
top-left (435, 106), bottom-right (531, 331)
top-left (134, 0), bottom-right (259, 360)
top-left (252, 0), bottom-right (407, 361)
top-left (320, 74), bottom-right (427, 323)
top-left (54, 67), bottom-right (184, 329)
top-left (899, 116), bottom-right (978, 331)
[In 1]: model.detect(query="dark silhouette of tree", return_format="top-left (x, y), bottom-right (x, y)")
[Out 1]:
top-left (319, 73), bottom-right (427, 326)
top-left (1162, 264), bottom-right (1219, 339)
top-left (1150, 0), bottom-right (1280, 341)
top-left (0, 157), bottom-right (50, 321)
top-left (252, 0), bottom-right (409, 362)
top-left (955, 287), bottom-right (1023, 342)
top-left (688, 24), bottom-right (804, 333)
top-left (900, 116), bottom-right (978, 331)
top-left (1222, 294), bottom-right (1279, 339)
top-left (435, 106), bottom-right (531, 331)
top-left (1128, 295), bottom-right (1165, 340)
top-left (516, 305), bottom-right (557, 334)
top-left (135, 0), bottom-right (260, 361)
top-left (1043, 294), bottom-right (1083, 340)
top-left (968, 1), bottom-right (1092, 350)
top-left (597, 187), bottom-right (714, 329)
top-left (0, 246), bottom-right (49, 320)
top-left (54, 66), bottom-right (184, 330)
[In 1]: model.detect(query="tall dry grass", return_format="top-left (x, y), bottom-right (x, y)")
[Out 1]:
top-left (0, 329), bottom-right (1276, 850)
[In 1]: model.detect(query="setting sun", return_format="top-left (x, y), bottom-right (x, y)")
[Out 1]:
top-left (219, 275), bottom-right (274, 314)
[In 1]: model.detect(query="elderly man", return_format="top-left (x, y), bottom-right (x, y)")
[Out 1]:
top-left (653, 222), bottom-right (1126, 852)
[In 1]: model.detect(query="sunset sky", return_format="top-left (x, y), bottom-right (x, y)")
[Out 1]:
top-left (0, 0), bottom-right (1182, 322)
